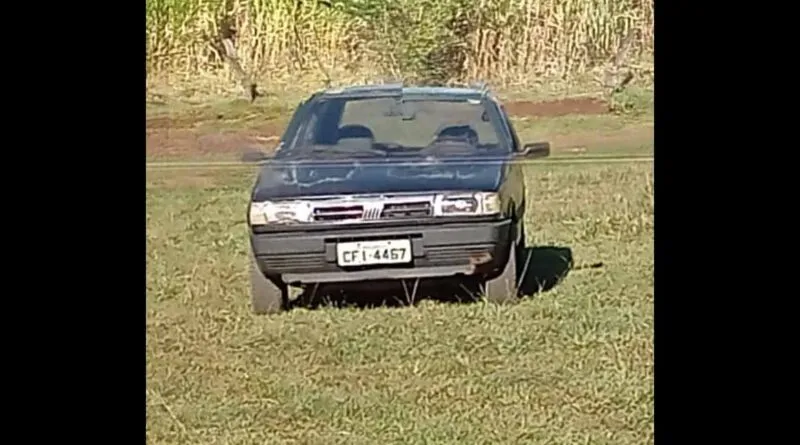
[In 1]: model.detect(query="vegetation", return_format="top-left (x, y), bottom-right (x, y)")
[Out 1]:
top-left (146, 0), bottom-right (654, 97)
top-left (146, 159), bottom-right (654, 444)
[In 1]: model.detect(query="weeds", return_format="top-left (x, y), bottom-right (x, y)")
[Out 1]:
top-left (146, 0), bottom-right (654, 96)
top-left (146, 161), bottom-right (654, 444)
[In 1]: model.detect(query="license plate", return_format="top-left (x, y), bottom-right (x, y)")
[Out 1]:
top-left (336, 239), bottom-right (412, 266)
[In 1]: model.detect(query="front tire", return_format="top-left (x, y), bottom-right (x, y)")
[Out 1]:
top-left (483, 221), bottom-right (525, 304)
top-left (483, 241), bottom-right (521, 304)
top-left (248, 252), bottom-right (289, 314)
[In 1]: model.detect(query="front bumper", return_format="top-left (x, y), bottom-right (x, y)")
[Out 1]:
top-left (250, 219), bottom-right (514, 285)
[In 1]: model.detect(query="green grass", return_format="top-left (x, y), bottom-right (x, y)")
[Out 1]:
top-left (146, 160), bottom-right (654, 444)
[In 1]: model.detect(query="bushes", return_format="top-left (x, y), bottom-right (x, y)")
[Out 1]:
top-left (146, 0), bottom-right (653, 88)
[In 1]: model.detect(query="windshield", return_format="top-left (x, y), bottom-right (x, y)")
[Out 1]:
top-left (286, 96), bottom-right (508, 157)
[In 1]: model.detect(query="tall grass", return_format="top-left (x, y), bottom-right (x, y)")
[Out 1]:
top-left (146, 0), bottom-right (653, 94)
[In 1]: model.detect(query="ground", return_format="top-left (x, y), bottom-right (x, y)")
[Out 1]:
top-left (146, 90), bottom-right (654, 444)
top-left (146, 96), bottom-right (653, 161)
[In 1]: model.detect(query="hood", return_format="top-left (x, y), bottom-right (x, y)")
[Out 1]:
top-left (252, 154), bottom-right (508, 200)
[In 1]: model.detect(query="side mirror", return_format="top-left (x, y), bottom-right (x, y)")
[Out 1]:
top-left (241, 150), bottom-right (272, 163)
top-left (517, 142), bottom-right (550, 159)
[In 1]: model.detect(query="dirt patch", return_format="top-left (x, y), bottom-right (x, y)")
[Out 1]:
top-left (146, 97), bottom-right (612, 159)
top-left (504, 98), bottom-right (609, 118)
top-left (146, 117), bottom-right (285, 159)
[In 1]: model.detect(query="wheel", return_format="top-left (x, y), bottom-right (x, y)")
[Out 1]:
top-left (248, 251), bottom-right (289, 314)
top-left (483, 221), bottom-right (525, 304)
top-left (483, 241), bottom-right (521, 304)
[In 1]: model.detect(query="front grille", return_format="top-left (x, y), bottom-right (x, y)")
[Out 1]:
top-left (381, 202), bottom-right (432, 219)
top-left (313, 205), bottom-right (364, 222)
top-left (311, 201), bottom-right (433, 222)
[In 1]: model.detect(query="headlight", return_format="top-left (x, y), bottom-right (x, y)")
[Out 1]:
top-left (434, 192), bottom-right (501, 216)
top-left (249, 200), bottom-right (313, 225)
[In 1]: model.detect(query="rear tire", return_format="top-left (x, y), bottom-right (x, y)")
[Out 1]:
top-left (249, 252), bottom-right (288, 314)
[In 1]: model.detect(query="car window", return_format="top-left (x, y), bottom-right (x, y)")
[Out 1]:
top-left (292, 96), bottom-right (505, 154)
top-left (496, 103), bottom-right (519, 152)
top-left (283, 99), bottom-right (313, 142)
top-left (340, 98), bottom-right (500, 147)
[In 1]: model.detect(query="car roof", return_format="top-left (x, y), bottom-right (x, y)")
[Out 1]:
top-left (318, 84), bottom-right (491, 100)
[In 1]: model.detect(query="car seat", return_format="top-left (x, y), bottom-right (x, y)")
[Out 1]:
top-left (337, 124), bottom-right (375, 142)
top-left (433, 124), bottom-right (479, 146)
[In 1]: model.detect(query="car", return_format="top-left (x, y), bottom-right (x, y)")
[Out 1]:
top-left (243, 83), bottom-right (550, 314)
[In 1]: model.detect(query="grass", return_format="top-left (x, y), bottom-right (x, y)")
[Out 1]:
top-left (146, 159), bottom-right (654, 444)
top-left (146, 97), bottom-right (293, 124)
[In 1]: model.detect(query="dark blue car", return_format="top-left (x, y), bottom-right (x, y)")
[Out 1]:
top-left (245, 83), bottom-right (550, 314)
